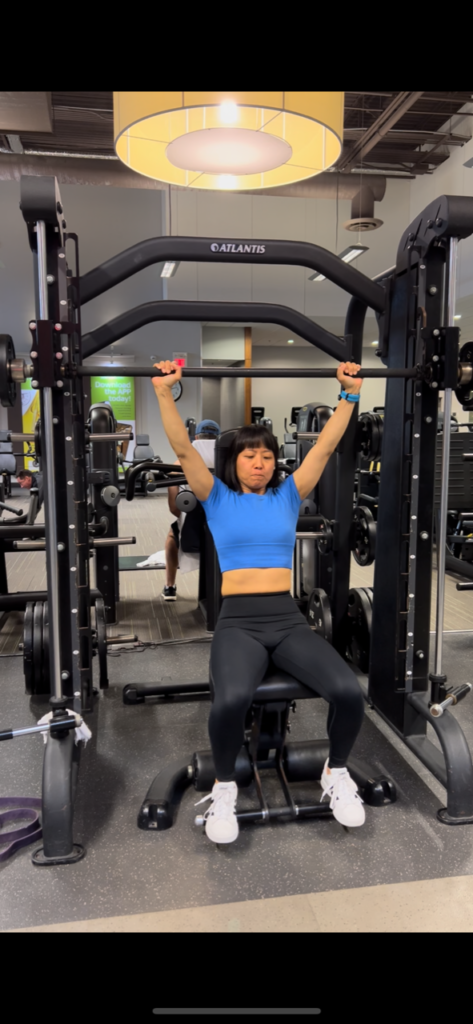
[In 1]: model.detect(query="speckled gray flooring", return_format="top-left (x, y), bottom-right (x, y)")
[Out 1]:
top-left (1, 634), bottom-right (473, 931)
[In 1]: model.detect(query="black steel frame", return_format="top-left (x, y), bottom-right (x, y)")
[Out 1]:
top-left (17, 177), bottom-right (94, 864)
top-left (9, 176), bottom-right (473, 865)
top-left (357, 197), bottom-right (473, 823)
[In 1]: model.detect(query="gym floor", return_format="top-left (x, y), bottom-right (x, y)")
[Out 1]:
top-left (2, 489), bottom-right (473, 934)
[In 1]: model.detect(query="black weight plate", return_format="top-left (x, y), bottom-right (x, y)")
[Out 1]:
top-left (357, 415), bottom-right (368, 457)
top-left (307, 588), bottom-right (332, 643)
top-left (34, 419), bottom-right (41, 459)
top-left (0, 334), bottom-right (16, 408)
top-left (456, 343), bottom-right (473, 409)
top-left (41, 602), bottom-right (50, 694)
top-left (316, 517), bottom-right (332, 555)
top-left (358, 413), bottom-right (374, 458)
top-left (346, 587), bottom-right (372, 673)
top-left (23, 602), bottom-right (35, 694)
top-left (359, 587), bottom-right (373, 633)
top-left (361, 587), bottom-right (373, 609)
top-left (368, 417), bottom-right (380, 462)
top-left (352, 506), bottom-right (377, 566)
top-left (33, 601), bottom-right (44, 696)
top-left (95, 596), bottom-right (109, 689)
top-left (374, 414), bottom-right (384, 459)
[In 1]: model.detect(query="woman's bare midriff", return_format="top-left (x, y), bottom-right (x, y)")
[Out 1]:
top-left (221, 568), bottom-right (292, 596)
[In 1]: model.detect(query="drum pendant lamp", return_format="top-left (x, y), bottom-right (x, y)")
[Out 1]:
top-left (114, 92), bottom-right (344, 190)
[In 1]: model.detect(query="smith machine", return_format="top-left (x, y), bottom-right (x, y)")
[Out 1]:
top-left (1, 176), bottom-right (473, 863)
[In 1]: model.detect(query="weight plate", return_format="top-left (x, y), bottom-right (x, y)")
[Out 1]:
top-left (95, 596), bottom-right (109, 689)
top-left (358, 412), bottom-right (384, 461)
top-left (34, 419), bottom-right (41, 459)
top-left (316, 517), bottom-right (333, 555)
top-left (357, 413), bottom-right (373, 459)
top-left (0, 335), bottom-right (16, 408)
top-left (41, 602), bottom-right (50, 694)
top-left (375, 414), bottom-right (384, 459)
top-left (346, 587), bottom-right (372, 673)
top-left (23, 602), bottom-right (35, 695)
top-left (456, 343), bottom-right (473, 410)
top-left (352, 506), bottom-right (377, 566)
top-left (370, 419), bottom-right (379, 461)
top-left (307, 588), bottom-right (332, 644)
top-left (33, 601), bottom-right (44, 696)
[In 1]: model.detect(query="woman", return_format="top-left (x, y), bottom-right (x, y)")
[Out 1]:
top-left (153, 359), bottom-right (366, 845)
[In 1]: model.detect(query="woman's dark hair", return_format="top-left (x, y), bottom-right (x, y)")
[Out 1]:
top-left (224, 424), bottom-right (280, 492)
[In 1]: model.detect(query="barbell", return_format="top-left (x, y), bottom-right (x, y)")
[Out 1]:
top-left (3, 332), bottom-right (473, 407)
top-left (0, 333), bottom-right (423, 410)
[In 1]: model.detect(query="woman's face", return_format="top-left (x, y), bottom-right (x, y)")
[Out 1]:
top-left (236, 445), bottom-right (276, 493)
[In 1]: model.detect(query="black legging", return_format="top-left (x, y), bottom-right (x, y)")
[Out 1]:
top-left (209, 592), bottom-right (365, 782)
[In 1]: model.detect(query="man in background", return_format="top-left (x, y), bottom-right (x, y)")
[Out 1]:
top-left (16, 468), bottom-right (43, 511)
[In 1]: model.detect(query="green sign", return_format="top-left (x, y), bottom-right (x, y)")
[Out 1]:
top-left (90, 376), bottom-right (135, 420)
top-left (90, 376), bottom-right (136, 469)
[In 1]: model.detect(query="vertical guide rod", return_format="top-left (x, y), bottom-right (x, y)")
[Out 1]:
top-left (434, 237), bottom-right (458, 676)
top-left (36, 222), bottom-right (62, 701)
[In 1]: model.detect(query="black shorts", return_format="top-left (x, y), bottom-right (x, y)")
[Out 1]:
top-left (170, 521), bottom-right (179, 545)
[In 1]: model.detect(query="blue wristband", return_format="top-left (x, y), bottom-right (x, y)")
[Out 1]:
top-left (340, 390), bottom-right (360, 403)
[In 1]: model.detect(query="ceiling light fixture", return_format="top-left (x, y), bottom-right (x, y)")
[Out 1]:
top-left (454, 314), bottom-right (462, 320)
top-left (287, 339), bottom-right (294, 344)
top-left (161, 262), bottom-right (180, 278)
top-left (114, 92), bottom-right (344, 191)
top-left (309, 244), bottom-right (368, 282)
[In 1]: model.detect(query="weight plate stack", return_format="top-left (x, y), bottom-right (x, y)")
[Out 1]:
top-left (95, 596), bottom-right (109, 688)
top-left (0, 335), bottom-right (16, 408)
top-left (346, 587), bottom-right (372, 673)
top-left (357, 412), bottom-right (384, 461)
top-left (352, 506), bottom-right (377, 566)
top-left (307, 588), bottom-right (332, 643)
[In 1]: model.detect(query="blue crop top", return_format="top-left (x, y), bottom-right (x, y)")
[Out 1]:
top-left (200, 474), bottom-right (301, 572)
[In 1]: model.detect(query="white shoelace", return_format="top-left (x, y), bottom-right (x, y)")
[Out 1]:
top-left (321, 771), bottom-right (364, 808)
top-left (195, 786), bottom-right (237, 821)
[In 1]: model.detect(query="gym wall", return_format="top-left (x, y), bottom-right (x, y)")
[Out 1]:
top-left (201, 326), bottom-right (246, 430)
top-left (132, 324), bottom-right (202, 464)
top-left (165, 179), bottom-right (412, 319)
top-left (0, 180), bottom-right (164, 350)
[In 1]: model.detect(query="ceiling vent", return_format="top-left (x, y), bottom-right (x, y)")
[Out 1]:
top-left (343, 185), bottom-right (383, 232)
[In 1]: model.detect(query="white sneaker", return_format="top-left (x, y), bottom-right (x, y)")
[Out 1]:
top-left (320, 760), bottom-right (365, 827)
top-left (195, 781), bottom-right (239, 844)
